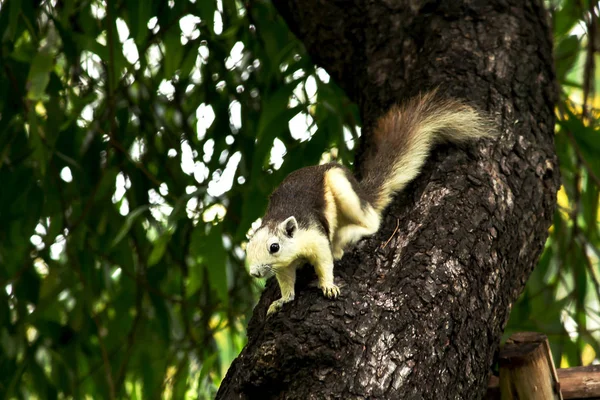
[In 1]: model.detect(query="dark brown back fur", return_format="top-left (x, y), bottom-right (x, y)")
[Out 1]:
top-left (262, 163), bottom-right (339, 236)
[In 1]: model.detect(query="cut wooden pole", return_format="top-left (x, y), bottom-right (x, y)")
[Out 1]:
top-left (498, 332), bottom-right (562, 400)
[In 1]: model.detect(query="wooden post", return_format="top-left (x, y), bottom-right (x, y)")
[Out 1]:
top-left (498, 332), bottom-right (562, 400)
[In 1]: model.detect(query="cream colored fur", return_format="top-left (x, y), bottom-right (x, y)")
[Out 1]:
top-left (324, 168), bottom-right (380, 260)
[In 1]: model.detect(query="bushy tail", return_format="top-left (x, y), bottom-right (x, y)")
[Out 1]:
top-left (360, 91), bottom-right (493, 213)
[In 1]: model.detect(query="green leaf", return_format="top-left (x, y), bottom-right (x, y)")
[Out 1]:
top-left (163, 26), bottom-right (184, 78)
top-left (572, 242), bottom-right (588, 307)
top-left (197, 0), bottom-right (216, 34)
top-left (5, 0), bottom-right (22, 42)
top-left (581, 177), bottom-right (599, 238)
top-left (27, 48), bottom-right (54, 100)
top-left (140, 351), bottom-right (157, 399)
top-left (148, 293), bottom-right (171, 342)
top-left (131, 0), bottom-right (152, 44)
top-left (28, 111), bottom-right (47, 177)
top-left (72, 32), bottom-right (110, 63)
top-left (148, 232), bottom-right (170, 266)
top-left (180, 40), bottom-right (202, 78)
top-left (190, 225), bottom-right (228, 304)
top-left (186, 258), bottom-right (204, 298)
top-left (14, 268), bottom-right (41, 305)
top-left (558, 107), bottom-right (600, 154)
top-left (170, 360), bottom-right (189, 400)
top-left (198, 353), bottom-right (218, 386)
top-left (554, 1), bottom-right (582, 38)
top-left (110, 205), bottom-right (150, 248)
top-left (555, 35), bottom-right (580, 82)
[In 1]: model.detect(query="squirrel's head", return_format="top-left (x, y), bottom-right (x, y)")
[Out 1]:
top-left (245, 216), bottom-right (299, 278)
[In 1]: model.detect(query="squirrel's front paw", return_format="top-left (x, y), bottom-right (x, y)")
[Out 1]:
top-left (266, 296), bottom-right (294, 316)
top-left (319, 282), bottom-right (340, 299)
top-left (267, 300), bottom-right (283, 316)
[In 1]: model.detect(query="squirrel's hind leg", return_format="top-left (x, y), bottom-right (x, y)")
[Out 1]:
top-left (332, 221), bottom-right (379, 260)
top-left (324, 168), bottom-right (381, 259)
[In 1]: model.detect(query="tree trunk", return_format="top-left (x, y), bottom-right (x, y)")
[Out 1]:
top-left (217, 1), bottom-right (558, 398)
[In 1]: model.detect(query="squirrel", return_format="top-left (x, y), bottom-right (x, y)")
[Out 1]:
top-left (245, 91), bottom-right (493, 316)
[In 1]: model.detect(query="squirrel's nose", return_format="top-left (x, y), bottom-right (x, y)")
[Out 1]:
top-left (249, 269), bottom-right (260, 278)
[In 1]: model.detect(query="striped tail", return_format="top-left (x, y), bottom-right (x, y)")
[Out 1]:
top-left (359, 91), bottom-right (493, 213)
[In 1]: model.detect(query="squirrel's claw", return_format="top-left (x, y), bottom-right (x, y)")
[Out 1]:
top-left (332, 248), bottom-right (344, 260)
top-left (267, 300), bottom-right (283, 316)
top-left (266, 295), bottom-right (294, 317)
top-left (320, 282), bottom-right (340, 299)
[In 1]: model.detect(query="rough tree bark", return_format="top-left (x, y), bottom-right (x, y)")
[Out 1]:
top-left (218, 1), bottom-right (558, 398)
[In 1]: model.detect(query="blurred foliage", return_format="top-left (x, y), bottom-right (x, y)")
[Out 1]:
top-left (504, 0), bottom-right (600, 369)
top-left (0, 0), bottom-right (358, 398)
top-left (0, 0), bottom-right (598, 398)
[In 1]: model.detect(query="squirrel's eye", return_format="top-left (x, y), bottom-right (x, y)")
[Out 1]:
top-left (269, 243), bottom-right (280, 254)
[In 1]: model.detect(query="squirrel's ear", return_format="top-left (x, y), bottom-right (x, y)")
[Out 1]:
top-left (280, 216), bottom-right (297, 238)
